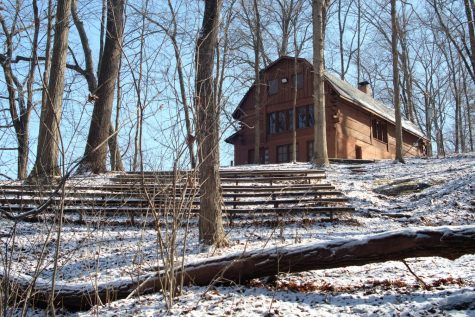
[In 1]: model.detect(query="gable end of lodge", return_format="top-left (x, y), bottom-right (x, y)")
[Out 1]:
top-left (225, 56), bottom-right (428, 165)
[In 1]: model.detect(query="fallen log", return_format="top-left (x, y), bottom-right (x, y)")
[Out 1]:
top-left (4, 225), bottom-right (475, 311)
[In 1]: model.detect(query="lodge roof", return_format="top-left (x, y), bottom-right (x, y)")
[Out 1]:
top-left (324, 71), bottom-right (426, 139)
top-left (230, 56), bottom-right (427, 141)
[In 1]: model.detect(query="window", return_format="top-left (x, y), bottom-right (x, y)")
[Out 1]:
top-left (291, 73), bottom-right (304, 89)
top-left (372, 118), bottom-right (388, 143)
top-left (308, 106), bottom-right (315, 126)
top-left (248, 149), bottom-right (255, 164)
top-left (268, 110), bottom-right (294, 134)
top-left (277, 144), bottom-right (291, 163)
top-left (297, 107), bottom-right (307, 128)
top-left (268, 112), bottom-right (277, 134)
top-left (277, 111), bottom-right (287, 132)
top-left (261, 148), bottom-right (269, 164)
top-left (268, 79), bottom-right (279, 95)
top-left (288, 109), bottom-right (294, 131)
top-left (307, 140), bottom-right (314, 162)
top-left (296, 105), bottom-right (314, 129)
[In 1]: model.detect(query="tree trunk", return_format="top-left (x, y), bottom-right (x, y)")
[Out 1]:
top-left (77, 0), bottom-right (125, 174)
top-left (292, 37), bottom-right (298, 163)
top-left (399, 13), bottom-right (415, 123)
top-left (464, 0), bottom-right (475, 82)
top-left (253, 0), bottom-right (261, 165)
top-left (29, 0), bottom-right (72, 180)
top-left (98, 0), bottom-right (107, 78)
top-left (391, 0), bottom-right (404, 163)
top-left (356, 0), bottom-right (361, 82)
top-left (424, 91), bottom-right (433, 157)
top-left (196, 0), bottom-right (227, 247)
top-left (462, 73), bottom-right (474, 151)
top-left (132, 1), bottom-right (147, 172)
top-left (312, 0), bottom-right (329, 166)
top-left (7, 226), bottom-right (475, 311)
top-left (108, 125), bottom-right (124, 171)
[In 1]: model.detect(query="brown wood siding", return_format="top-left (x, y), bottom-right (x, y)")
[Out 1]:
top-left (232, 58), bottom-right (425, 165)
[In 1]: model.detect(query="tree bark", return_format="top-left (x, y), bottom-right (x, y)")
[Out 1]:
top-left (6, 226), bottom-right (475, 311)
top-left (29, 0), bottom-right (72, 180)
top-left (253, 0), bottom-right (261, 165)
top-left (398, 10), bottom-right (415, 123)
top-left (77, 0), bottom-right (125, 174)
top-left (196, 0), bottom-right (228, 247)
top-left (391, 0), bottom-right (404, 163)
top-left (464, 0), bottom-right (475, 83)
top-left (71, 0), bottom-right (124, 171)
top-left (312, 0), bottom-right (329, 166)
top-left (0, 3), bottom-right (37, 180)
top-left (462, 72), bottom-right (474, 152)
top-left (423, 91), bottom-right (433, 157)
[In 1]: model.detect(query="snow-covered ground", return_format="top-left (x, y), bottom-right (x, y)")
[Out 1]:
top-left (1, 154), bottom-right (474, 316)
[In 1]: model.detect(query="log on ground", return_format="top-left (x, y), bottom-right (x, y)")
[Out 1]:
top-left (3, 225), bottom-right (475, 311)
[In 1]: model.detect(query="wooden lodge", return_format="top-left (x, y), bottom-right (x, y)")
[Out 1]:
top-left (225, 56), bottom-right (428, 165)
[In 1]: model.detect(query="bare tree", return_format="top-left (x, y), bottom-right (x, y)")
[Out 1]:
top-left (29, 0), bottom-right (73, 180)
top-left (252, 0), bottom-right (262, 164)
top-left (196, 0), bottom-right (228, 247)
top-left (313, 0), bottom-right (330, 166)
top-left (77, 0), bottom-right (125, 174)
top-left (391, 0), bottom-right (404, 163)
top-left (0, 0), bottom-right (40, 179)
top-left (70, 0), bottom-right (124, 171)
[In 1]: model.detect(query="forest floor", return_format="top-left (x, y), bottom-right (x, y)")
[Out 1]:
top-left (1, 154), bottom-right (474, 316)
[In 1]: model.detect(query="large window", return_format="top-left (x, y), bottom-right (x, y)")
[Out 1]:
top-left (307, 140), bottom-right (314, 162)
top-left (262, 148), bottom-right (269, 164)
top-left (268, 79), bottom-right (279, 95)
top-left (248, 149), bottom-right (254, 164)
top-left (277, 111), bottom-right (287, 132)
top-left (372, 118), bottom-right (388, 143)
top-left (291, 73), bottom-right (304, 89)
top-left (268, 112), bottom-right (277, 134)
top-left (268, 109), bottom-right (293, 134)
top-left (277, 144), bottom-right (291, 163)
top-left (297, 105), bottom-right (314, 129)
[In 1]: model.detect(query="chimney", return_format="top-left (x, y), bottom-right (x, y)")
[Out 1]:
top-left (358, 81), bottom-right (372, 96)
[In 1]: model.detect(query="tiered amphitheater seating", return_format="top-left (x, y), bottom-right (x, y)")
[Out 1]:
top-left (0, 168), bottom-right (354, 225)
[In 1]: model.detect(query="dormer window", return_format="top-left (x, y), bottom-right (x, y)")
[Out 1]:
top-left (268, 79), bottom-right (279, 95)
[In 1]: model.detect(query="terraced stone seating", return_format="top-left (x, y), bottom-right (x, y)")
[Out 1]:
top-left (0, 168), bottom-right (354, 224)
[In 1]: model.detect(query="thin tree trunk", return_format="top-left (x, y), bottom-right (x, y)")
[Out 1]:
top-left (77, 0), bottom-right (125, 174)
top-left (399, 12), bottom-right (415, 123)
top-left (391, 0), bottom-right (404, 163)
top-left (424, 91), bottom-right (433, 157)
top-left (110, 54), bottom-right (124, 172)
top-left (145, 0), bottom-right (196, 168)
top-left (313, 0), bottom-right (329, 166)
top-left (29, 0), bottom-right (72, 180)
top-left (292, 23), bottom-right (298, 162)
top-left (433, 0), bottom-right (475, 84)
top-left (253, 0), bottom-right (261, 164)
top-left (0, 2), bottom-right (37, 180)
top-left (356, 0), bottom-right (361, 82)
top-left (464, 0), bottom-right (475, 82)
top-left (462, 73), bottom-right (474, 151)
top-left (196, 0), bottom-right (227, 247)
top-left (19, 0), bottom-right (40, 180)
top-left (338, 0), bottom-right (345, 80)
top-left (133, 1), bottom-right (147, 172)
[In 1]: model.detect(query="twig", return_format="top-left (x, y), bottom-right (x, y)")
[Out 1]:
top-left (402, 259), bottom-right (430, 290)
